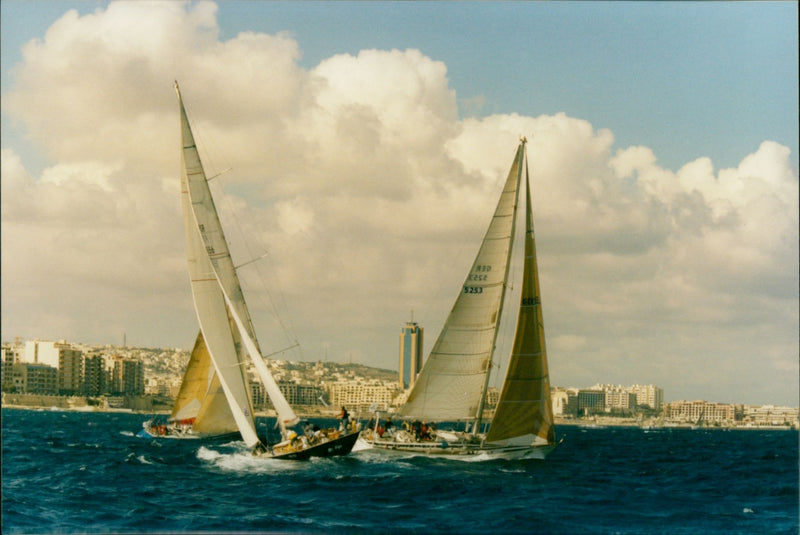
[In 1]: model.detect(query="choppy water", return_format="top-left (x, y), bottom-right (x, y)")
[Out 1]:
top-left (2, 408), bottom-right (797, 534)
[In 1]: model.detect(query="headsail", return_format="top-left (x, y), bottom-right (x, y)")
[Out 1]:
top-left (399, 142), bottom-right (525, 421)
top-left (485, 152), bottom-right (555, 446)
top-left (169, 330), bottom-right (238, 436)
top-left (222, 288), bottom-right (299, 428)
top-left (178, 83), bottom-right (259, 447)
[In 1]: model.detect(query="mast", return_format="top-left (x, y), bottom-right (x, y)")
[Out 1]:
top-left (472, 138), bottom-right (526, 436)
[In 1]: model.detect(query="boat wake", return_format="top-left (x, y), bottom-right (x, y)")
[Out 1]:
top-left (196, 445), bottom-right (303, 473)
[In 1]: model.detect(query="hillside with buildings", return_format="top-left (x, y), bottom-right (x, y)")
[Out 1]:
top-left (2, 338), bottom-right (797, 429)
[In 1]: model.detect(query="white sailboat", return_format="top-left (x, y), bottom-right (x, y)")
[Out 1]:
top-left (175, 81), bottom-right (359, 459)
top-left (359, 139), bottom-right (557, 459)
top-left (139, 330), bottom-right (240, 440)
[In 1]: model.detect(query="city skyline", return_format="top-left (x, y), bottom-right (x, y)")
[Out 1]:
top-left (3, 336), bottom-right (797, 411)
top-left (1, 2), bottom-right (797, 407)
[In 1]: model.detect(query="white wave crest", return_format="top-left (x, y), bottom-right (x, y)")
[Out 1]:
top-left (196, 445), bottom-right (303, 473)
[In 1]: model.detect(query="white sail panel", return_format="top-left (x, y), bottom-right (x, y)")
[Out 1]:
top-left (486, 160), bottom-right (555, 445)
top-left (179, 89), bottom-right (260, 448)
top-left (179, 97), bottom-right (260, 352)
top-left (188, 273), bottom-right (259, 446)
top-left (399, 144), bottom-right (525, 421)
top-left (178, 86), bottom-right (297, 436)
top-left (222, 287), bottom-right (299, 428)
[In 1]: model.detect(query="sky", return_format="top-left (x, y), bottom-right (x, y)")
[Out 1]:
top-left (1, 1), bottom-right (797, 406)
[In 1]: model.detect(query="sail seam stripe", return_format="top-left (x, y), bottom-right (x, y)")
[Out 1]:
top-left (465, 282), bottom-right (504, 289)
top-left (503, 375), bottom-right (548, 381)
top-left (413, 371), bottom-right (486, 376)
top-left (440, 325), bottom-right (497, 332)
top-left (432, 352), bottom-right (489, 357)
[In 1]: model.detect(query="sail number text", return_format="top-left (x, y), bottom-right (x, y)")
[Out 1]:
top-left (464, 265), bottom-right (492, 293)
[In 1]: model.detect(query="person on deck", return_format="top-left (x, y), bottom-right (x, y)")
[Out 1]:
top-left (420, 421), bottom-right (431, 441)
top-left (411, 420), bottom-right (422, 441)
top-left (384, 417), bottom-right (395, 437)
top-left (339, 406), bottom-right (349, 431)
top-left (303, 422), bottom-right (315, 443)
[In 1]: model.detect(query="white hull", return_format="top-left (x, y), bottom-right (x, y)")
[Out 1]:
top-left (355, 435), bottom-right (556, 460)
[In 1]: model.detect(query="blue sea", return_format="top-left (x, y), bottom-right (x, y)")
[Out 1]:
top-left (2, 408), bottom-right (797, 534)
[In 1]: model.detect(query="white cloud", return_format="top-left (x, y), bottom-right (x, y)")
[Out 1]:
top-left (1, 1), bottom-right (797, 405)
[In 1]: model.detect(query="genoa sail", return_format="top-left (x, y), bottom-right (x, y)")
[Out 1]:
top-left (399, 143), bottom-right (525, 422)
top-left (484, 157), bottom-right (555, 446)
top-left (221, 286), bottom-right (299, 428)
top-left (169, 330), bottom-right (238, 437)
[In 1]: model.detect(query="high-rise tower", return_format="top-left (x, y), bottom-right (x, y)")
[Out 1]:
top-left (399, 316), bottom-right (423, 389)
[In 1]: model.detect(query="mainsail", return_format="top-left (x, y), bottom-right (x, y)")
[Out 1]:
top-left (484, 156), bottom-right (555, 446)
top-left (176, 84), bottom-right (299, 436)
top-left (399, 143), bottom-right (525, 421)
top-left (174, 82), bottom-right (362, 459)
top-left (170, 330), bottom-right (237, 436)
top-left (178, 83), bottom-right (264, 448)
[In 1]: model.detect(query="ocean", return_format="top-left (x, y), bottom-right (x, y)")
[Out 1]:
top-left (2, 408), bottom-right (797, 534)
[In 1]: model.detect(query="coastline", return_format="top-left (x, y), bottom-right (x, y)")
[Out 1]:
top-left (1, 401), bottom-right (795, 431)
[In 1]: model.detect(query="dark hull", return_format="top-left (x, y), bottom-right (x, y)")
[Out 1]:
top-left (260, 430), bottom-right (360, 460)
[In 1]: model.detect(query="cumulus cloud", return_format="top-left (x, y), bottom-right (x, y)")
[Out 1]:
top-left (1, 1), bottom-right (796, 405)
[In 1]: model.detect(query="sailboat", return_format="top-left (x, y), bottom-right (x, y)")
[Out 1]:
top-left (359, 138), bottom-right (557, 459)
top-left (175, 81), bottom-right (359, 459)
top-left (138, 330), bottom-right (240, 440)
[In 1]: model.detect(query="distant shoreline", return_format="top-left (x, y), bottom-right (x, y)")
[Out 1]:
top-left (2, 404), bottom-right (795, 431)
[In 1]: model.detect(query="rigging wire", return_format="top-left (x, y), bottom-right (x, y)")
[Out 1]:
top-left (188, 103), bottom-right (305, 362)
top-left (217, 181), bottom-right (305, 361)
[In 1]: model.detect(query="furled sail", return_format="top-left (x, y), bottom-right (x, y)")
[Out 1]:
top-left (178, 84), bottom-right (260, 447)
top-left (169, 330), bottom-right (238, 436)
top-left (399, 142), bottom-right (525, 421)
top-left (485, 157), bottom-right (555, 446)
